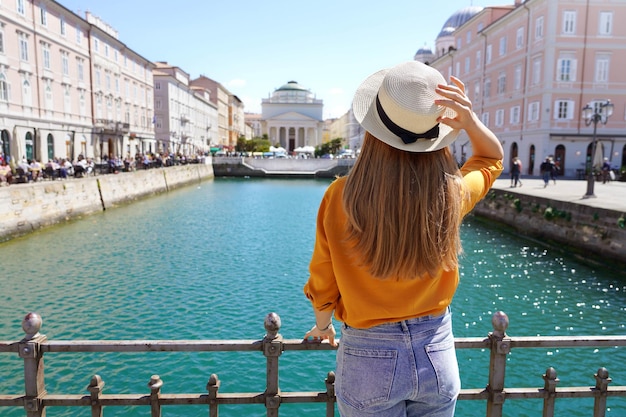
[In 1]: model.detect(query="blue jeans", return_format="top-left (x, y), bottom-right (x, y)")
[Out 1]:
top-left (336, 309), bottom-right (459, 417)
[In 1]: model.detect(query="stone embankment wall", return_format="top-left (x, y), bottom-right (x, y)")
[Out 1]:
top-left (0, 163), bottom-right (214, 242)
top-left (472, 188), bottom-right (626, 268)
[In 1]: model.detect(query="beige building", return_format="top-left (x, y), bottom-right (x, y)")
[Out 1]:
top-left (190, 76), bottom-right (234, 150)
top-left (86, 12), bottom-right (155, 160)
top-left (153, 62), bottom-right (217, 155)
top-left (422, 0), bottom-right (626, 177)
top-left (0, 0), bottom-right (154, 164)
top-left (261, 80), bottom-right (324, 152)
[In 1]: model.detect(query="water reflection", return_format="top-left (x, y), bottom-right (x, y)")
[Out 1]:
top-left (0, 178), bottom-right (624, 416)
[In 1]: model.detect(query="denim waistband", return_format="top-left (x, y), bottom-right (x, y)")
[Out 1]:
top-left (374, 306), bottom-right (450, 327)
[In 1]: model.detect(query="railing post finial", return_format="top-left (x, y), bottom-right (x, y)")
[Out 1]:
top-left (264, 312), bottom-right (282, 340)
top-left (491, 311), bottom-right (509, 337)
top-left (21, 312), bottom-right (43, 341)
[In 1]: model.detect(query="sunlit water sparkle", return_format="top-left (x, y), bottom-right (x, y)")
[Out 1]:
top-left (0, 177), bottom-right (624, 416)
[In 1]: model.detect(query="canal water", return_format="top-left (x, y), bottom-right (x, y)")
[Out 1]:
top-left (0, 177), bottom-right (624, 417)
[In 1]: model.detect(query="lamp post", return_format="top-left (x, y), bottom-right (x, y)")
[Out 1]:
top-left (582, 99), bottom-right (613, 198)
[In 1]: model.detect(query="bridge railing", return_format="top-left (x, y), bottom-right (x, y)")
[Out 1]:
top-left (0, 311), bottom-right (625, 417)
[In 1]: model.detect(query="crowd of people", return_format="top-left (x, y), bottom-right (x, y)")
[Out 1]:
top-left (0, 152), bottom-right (205, 186)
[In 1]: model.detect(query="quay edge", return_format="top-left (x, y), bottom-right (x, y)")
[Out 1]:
top-left (471, 187), bottom-right (626, 273)
top-left (0, 162), bottom-right (214, 242)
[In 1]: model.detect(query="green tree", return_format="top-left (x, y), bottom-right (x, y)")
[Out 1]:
top-left (315, 138), bottom-right (343, 157)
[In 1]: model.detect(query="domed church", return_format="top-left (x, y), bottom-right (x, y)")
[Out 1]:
top-left (260, 81), bottom-right (324, 152)
top-left (414, 6), bottom-right (483, 63)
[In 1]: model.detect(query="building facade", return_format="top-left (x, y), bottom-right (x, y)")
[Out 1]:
top-left (0, 0), bottom-right (155, 164)
top-left (153, 61), bottom-right (216, 156)
top-left (260, 80), bottom-right (324, 151)
top-left (190, 76), bottom-right (233, 150)
top-left (424, 0), bottom-right (626, 177)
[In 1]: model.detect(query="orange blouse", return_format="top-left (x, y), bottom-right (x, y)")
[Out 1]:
top-left (304, 156), bottom-right (503, 329)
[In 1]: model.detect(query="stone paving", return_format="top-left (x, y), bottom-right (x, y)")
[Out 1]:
top-left (492, 175), bottom-right (626, 212)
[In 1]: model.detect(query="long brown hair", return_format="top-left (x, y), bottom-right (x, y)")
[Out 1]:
top-left (343, 131), bottom-right (465, 279)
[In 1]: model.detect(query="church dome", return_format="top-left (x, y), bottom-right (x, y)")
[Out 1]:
top-left (275, 81), bottom-right (309, 92)
top-left (272, 80), bottom-right (314, 103)
top-left (437, 6), bottom-right (483, 38)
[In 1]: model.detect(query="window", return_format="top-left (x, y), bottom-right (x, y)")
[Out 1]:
top-left (486, 44), bottom-right (492, 64)
top-left (0, 28), bottom-right (4, 54)
top-left (535, 16), bottom-right (544, 40)
top-left (63, 85), bottom-right (71, 114)
top-left (464, 57), bottom-right (470, 74)
top-left (93, 37), bottom-right (99, 53)
top-left (18, 32), bottom-right (29, 61)
top-left (115, 76), bottom-right (120, 93)
top-left (528, 102), bottom-right (540, 122)
top-left (22, 79), bottom-right (32, 106)
top-left (104, 43), bottom-right (109, 57)
top-left (155, 82), bottom-right (161, 90)
top-left (484, 78), bottom-right (491, 98)
top-left (95, 94), bottom-right (102, 118)
top-left (532, 57), bottom-right (541, 85)
top-left (476, 50), bottom-right (481, 69)
top-left (60, 18), bottom-right (66, 36)
top-left (42, 43), bottom-right (51, 69)
top-left (47, 134), bottom-right (54, 161)
top-left (79, 90), bottom-right (86, 116)
top-left (557, 54), bottom-right (576, 82)
top-left (40, 7), bottom-right (47, 26)
top-left (77, 58), bottom-right (84, 81)
top-left (510, 106), bottom-right (520, 125)
top-left (563, 11), bottom-right (576, 35)
top-left (516, 27), bottom-right (524, 49)
top-left (17, 0), bottom-right (25, 15)
top-left (105, 72), bottom-right (111, 91)
top-left (497, 72), bottom-right (506, 95)
top-left (514, 65), bottom-right (522, 90)
top-left (499, 36), bottom-right (507, 56)
top-left (0, 73), bottom-right (9, 101)
top-left (555, 100), bottom-right (574, 120)
top-left (44, 81), bottom-right (53, 110)
top-left (466, 31), bottom-right (471, 43)
top-left (481, 112), bottom-right (490, 127)
top-left (76, 27), bottom-right (82, 44)
top-left (595, 56), bottom-right (609, 82)
top-left (599, 12), bottom-right (613, 36)
top-left (495, 109), bottom-right (504, 127)
top-left (61, 51), bottom-right (69, 76)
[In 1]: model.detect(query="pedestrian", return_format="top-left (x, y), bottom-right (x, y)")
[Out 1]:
top-left (303, 61), bottom-right (503, 417)
top-left (540, 157), bottom-right (552, 187)
top-left (549, 157), bottom-right (558, 184)
top-left (602, 157), bottom-right (611, 184)
top-left (510, 156), bottom-right (523, 187)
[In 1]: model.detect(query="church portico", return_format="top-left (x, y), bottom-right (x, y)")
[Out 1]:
top-left (261, 81), bottom-right (324, 152)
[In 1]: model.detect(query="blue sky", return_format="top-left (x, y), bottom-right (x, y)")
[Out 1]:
top-left (60, 0), bottom-right (514, 119)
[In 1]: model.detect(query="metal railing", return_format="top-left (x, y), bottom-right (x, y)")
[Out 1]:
top-left (0, 311), bottom-right (625, 416)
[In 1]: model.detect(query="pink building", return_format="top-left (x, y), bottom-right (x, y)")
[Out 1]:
top-left (0, 0), bottom-right (154, 165)
top-left (421, 0), bottom-right (626, 178)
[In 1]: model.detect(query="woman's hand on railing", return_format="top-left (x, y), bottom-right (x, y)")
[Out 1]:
top-left (303, 323), bottom-right (337, 347)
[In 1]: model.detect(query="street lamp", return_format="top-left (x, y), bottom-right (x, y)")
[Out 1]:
top-left (582, 99), bottom-right (613, 198)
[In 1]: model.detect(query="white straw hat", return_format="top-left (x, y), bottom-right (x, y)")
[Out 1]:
top-left (352, 61), bottom-right (459, 152)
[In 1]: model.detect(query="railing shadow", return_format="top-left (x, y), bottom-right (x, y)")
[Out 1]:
top-left (0, 311), bottom-right (625, 416)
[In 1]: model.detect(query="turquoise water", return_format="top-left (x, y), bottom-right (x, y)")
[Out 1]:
top-left (0, 177), bottom-right (624, 416)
